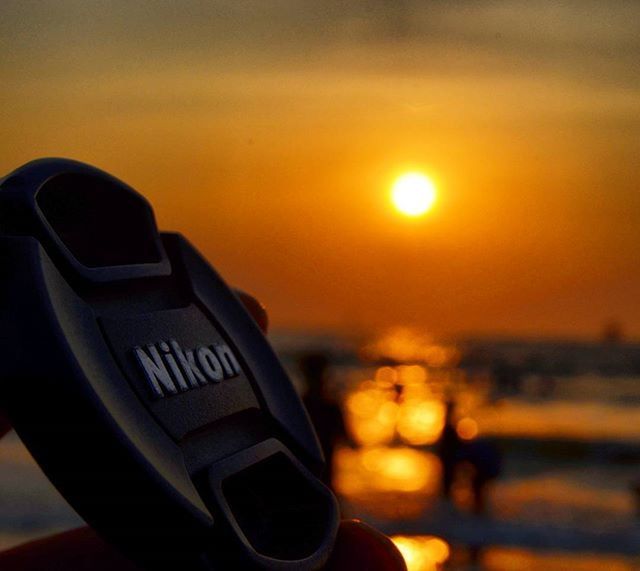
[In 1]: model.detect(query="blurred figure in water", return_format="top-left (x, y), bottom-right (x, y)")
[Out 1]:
top-left (437, 399), bottom-right (460, 499)
top-left (462, 438), bottom-right (502, 515)
top-left (299, 352), bottom-right (348, 486)
top-left (437, 399), bottom-right (502, 515)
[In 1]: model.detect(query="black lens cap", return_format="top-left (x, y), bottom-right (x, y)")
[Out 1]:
top-left (0, 158), bottom-right (339, 569)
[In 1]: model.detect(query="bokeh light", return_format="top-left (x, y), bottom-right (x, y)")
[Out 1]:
top-left (391, 535), bottom-right (451, 571)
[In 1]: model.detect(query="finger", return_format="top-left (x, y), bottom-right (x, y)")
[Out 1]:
top-left (326, 520), bottom-right (407, 571)
top-left (234, 289), bottom-right (269, 333)
top-left (0, 527), bottom-right (139, 571)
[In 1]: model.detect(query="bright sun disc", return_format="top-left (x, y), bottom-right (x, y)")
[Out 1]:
top-left (391, 173), bottom-right (436, 217)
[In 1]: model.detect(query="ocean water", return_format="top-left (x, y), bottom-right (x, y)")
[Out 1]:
top-left (326, 369), bottom-right (640, 569)
top-left (1, 331), bottom-right (640, 569)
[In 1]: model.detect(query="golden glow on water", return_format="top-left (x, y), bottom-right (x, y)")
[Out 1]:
top-left (391, 535), bottom-right (450, 571)
top-left (482, 547), bottom-right (634, 571)
top-left (391, 173), bottom-right (437, 217)
top-left (375, 365), bottom-right (399, 386)
top-left (344, 376), bottom-right (447, 447)
top-left (338, 331), bottom-right (477, 517)
top-left (397, 400), bottom-right (446, 446)
top-left (344, 363), bottom-right (449, 447)
top-left (474, 400), bottom-right (640, 442)
top-left (363, 447), bottom-right (433, 492)
top-left (361, 327), bottom-right (460, 367)
top-left (397, 365), bottom-right (428, 386)
top-left (345, 381), bottom-right (398, 446)
top-left (334, 446), bottom-right (440, 497)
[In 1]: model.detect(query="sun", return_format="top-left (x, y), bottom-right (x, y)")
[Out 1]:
top-left (391, 172), bottom-right (437, 217)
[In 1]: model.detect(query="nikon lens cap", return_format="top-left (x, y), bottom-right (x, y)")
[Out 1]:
top-left (0, 159), bottom-right (339, 569)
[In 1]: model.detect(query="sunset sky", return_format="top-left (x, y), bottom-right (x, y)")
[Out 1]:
top-left (2, 1), bottom-right (639, 338)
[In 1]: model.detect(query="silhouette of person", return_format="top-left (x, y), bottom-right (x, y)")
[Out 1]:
top-left (437, 399), bottom-right (461, 499)
top-left (461, 438), bottom-right (502, 515)
top-left (437, 399), bottom-right (502, 514)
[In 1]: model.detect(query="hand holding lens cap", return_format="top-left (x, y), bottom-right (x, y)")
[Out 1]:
top-left (0, 158), bottom-right (339, 570)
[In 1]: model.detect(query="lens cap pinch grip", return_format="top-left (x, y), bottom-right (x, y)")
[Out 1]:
top-left (0, 158), bottom-right (339, 570)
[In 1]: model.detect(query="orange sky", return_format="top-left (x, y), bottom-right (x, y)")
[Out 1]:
top-left (2, 2), bottom-right (639, 338)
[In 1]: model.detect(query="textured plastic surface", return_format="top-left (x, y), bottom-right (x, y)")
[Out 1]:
top-left (0, 159), bottom-right (339, 570)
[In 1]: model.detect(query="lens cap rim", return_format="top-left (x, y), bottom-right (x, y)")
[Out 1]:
top-left (1, 157), bottom-right (172, 282)
top-left (0, 158), bottom-right (338, 569)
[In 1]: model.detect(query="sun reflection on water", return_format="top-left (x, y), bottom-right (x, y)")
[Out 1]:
top-left (361, 327), bottom-right (460, 367)
top-left (334, 446), bottom-right (440, 518)
top-left (334, 446), bottom-right (440, 496)
top-left (345, 381), bottom-right (398, 446)
top-left (397, 399), bottom-right (446, 446)
top-left (335, 328), bottom-right (477, 519)
top-left (344, 364), bottom-right (450, 447)
top-left (391, 535), bottom-right (451, 571)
